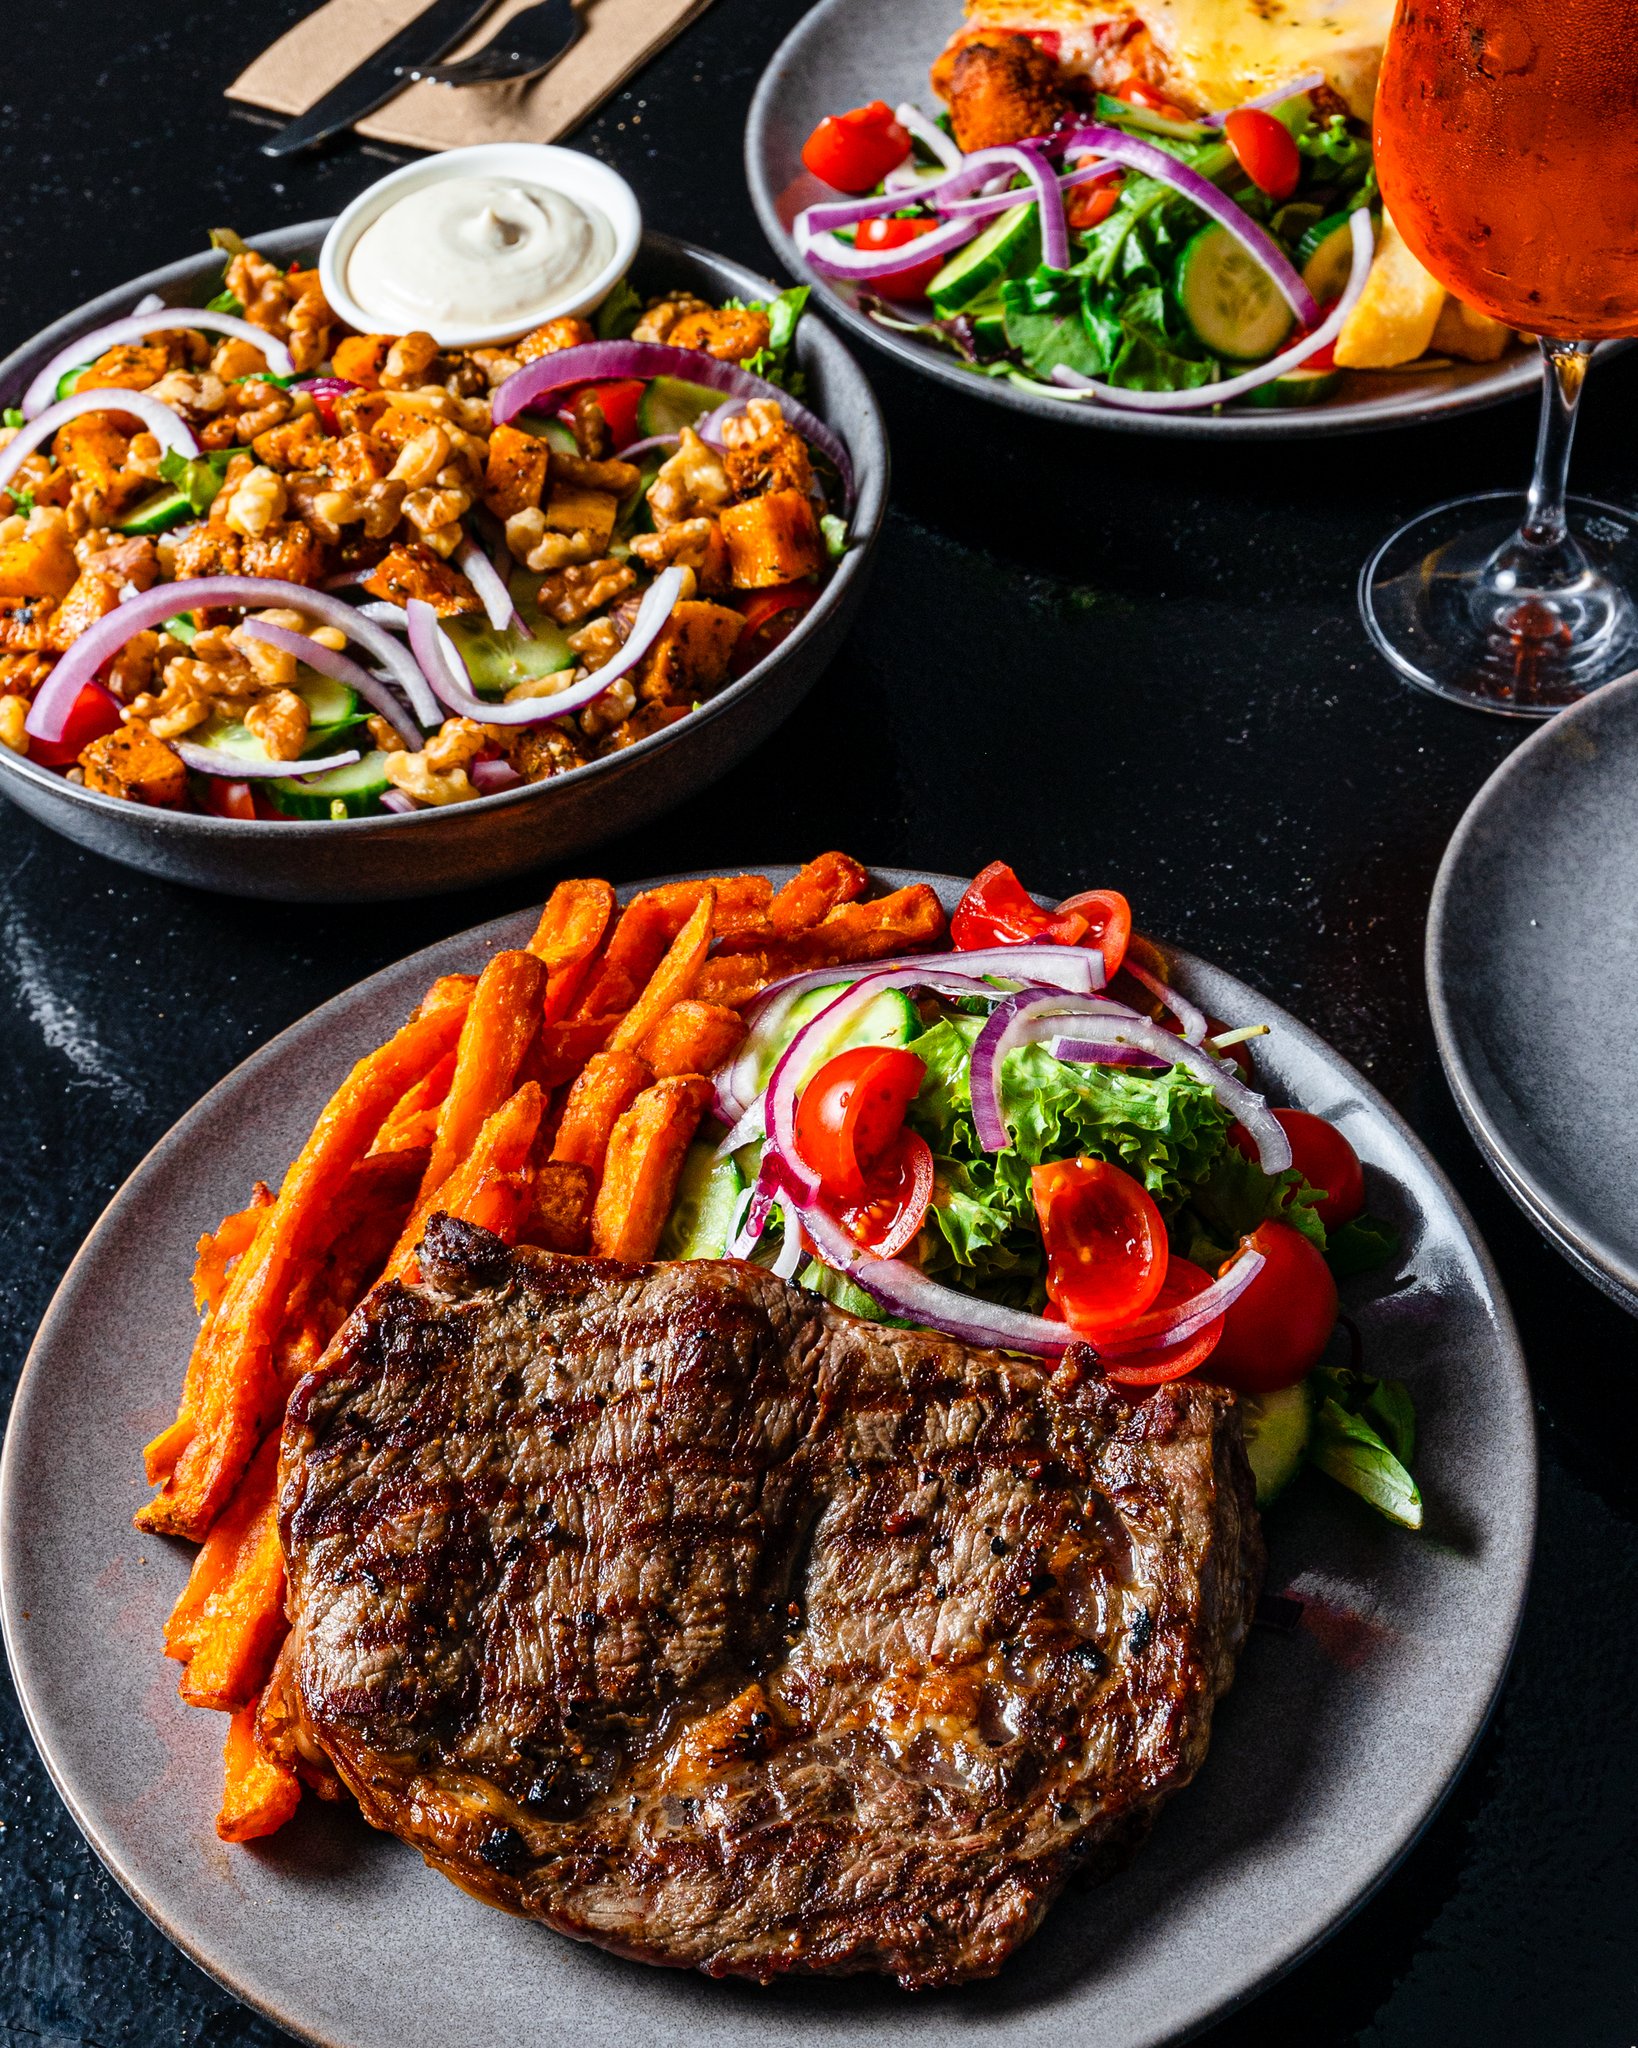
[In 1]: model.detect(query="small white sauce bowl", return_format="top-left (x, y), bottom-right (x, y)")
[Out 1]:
top-left (319, 143), bottom-right (642, 348)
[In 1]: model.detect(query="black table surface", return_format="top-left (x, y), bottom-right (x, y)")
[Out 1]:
top-left (4, 4), bottom-right (1637, 2042)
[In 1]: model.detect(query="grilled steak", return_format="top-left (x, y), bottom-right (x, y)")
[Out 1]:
top-left (278, 1216), bottom-right (1262, 1988)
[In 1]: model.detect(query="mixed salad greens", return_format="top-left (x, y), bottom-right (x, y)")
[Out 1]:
top-left (795, 85), bottom-right (1380, 411)
top-left (662, 863), bottom-right (1422, 1527)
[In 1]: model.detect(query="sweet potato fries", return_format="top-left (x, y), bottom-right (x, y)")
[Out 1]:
top-left (141, 856), bottom-right (945, 1843)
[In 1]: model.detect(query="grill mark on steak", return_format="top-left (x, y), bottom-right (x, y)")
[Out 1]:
top-left (278, 1215), bottom-right (1262, 1989)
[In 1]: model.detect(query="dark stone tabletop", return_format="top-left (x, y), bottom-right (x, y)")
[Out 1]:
top-left (2, 2), bottom-right (1635, 2041)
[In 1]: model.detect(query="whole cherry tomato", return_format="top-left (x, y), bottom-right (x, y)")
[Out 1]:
top-left (1206, 1220), bottom-right (1338, 1392)
top-left (28, 681), bottom-right (122, 768)
top-left (1230, 1108), bottom-right (1364, 1229)
top-left (854, 217), bottom-right (946, 301)
top-left (801, 102), bottom-right (913, 194)
top-left (836, 1129), bottom-right (935, 1257)
top-left (1223, 107), bottom-right (1302, 201)
top-left (1101, 1255), bottom-right (1225, 1385)
top-left (794, 1044), bottom-right (926, 1200)
top-left (1033, 1157), bottom-right (1167, 1337)
top-left (1057, 886), bottom-right (1132, 977)
top-left (952, 861), bottom-right (1089, 949)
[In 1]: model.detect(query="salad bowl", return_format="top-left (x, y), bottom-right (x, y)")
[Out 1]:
top-left (0, 229), bottom-right (887, 901)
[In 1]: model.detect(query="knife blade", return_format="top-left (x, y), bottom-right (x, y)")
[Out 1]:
top-left (263, 0), bottom-right (504, 157)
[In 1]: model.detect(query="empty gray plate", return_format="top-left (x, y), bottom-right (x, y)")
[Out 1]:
top-left (745, 0), bottom-right (1561, 438)
top-left (2, 871), bottom-right (1532, 2048)
top-left (1429, 675), bottom-right (1638, 1310)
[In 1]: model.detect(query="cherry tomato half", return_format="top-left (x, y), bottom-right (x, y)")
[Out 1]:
top-left (801, 101), bottom-right (913, 195)
top-left (853, 217), bottom-right (946, 301)
top-left (1206, 1220), bottom-right (1338, 1392)
top-left (731, 582), bottom-right (821, 677)
top-left (836, 1128), bottom-right (935, 1257)
top-left (794, 1044), bottom-right (927, 1200)
top-left (28, 680), bottom-right (122, 768)
top-left (1286, 302), bottom-right (1340, 373)
top-left (1067, 178), bottom-right (1122, 231)
top-left (1102, 1255), bottom-right (1225, 1385)
top-left (557, 378), bottom-right (645, 451)
top-left (202, 778), bottom-right (260, 822)
top-left (1230, 1108), bottom-right (1364, 1229)
top-left (1223, 107), bottom-right (1302, 202)
top-left (1056, 887), bottom-right (1132, 978)
top-left (1118, 80), bottom-right (1197, 122)
top-left (952, 861), bottom-right (1088, 950)
top-left (1033, 1157), bottom-right (1167, 1338)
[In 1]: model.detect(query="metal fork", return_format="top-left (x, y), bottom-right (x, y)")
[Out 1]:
top-left (398, 0), bottom-right (582, 86)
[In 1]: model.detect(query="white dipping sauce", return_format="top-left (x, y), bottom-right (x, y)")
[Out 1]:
top-left (346, 176), bottom-right (615, 334)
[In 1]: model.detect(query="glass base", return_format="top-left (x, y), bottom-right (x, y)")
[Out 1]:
top-left (1359, 491), bottom-right (1638, 718)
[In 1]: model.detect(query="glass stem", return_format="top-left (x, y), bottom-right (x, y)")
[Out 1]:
top-left (1522, 338), bottom-right (1593, 551)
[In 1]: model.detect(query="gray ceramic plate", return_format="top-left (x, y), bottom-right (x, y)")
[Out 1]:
top-left (0, 232), bottom-right (887, 901)
top-left (745, 0), bottom-right (1556, 439)
top-left (1428, 674), bottom-right (1638, 1311)
top-left (2, 870), bottom-right (1532, 2048)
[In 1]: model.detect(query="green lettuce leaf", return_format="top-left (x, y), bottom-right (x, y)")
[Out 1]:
top-left (1176, 1140), bottom-right (1327, 1267)
top-left (595, 278), bottom-right (642, 339)
top-left (2, 407), bottom-right (23, 430)
top-left (1326, 1212), bottom-right (1400, 1278)
top-left (158, 445), bottom-right (233, 515)
top-left (1309, 1364), bottom-right (1422, 1528)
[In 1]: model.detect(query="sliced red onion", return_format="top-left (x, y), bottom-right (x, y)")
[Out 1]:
top-left (969, 992), bottom-right (1146, 1149)
top-left (799, 210), bottom-right (983, 284)
top-left (697, 399), bottom-right (745, 446)
top-left (293, 375), bottom-right (360, 405)
top-left (1048, 1037), bottom-right (1168, 1069)
top-left (454, 533), bottom-right (519, 633)
top-left (23, 574), bottom-right (437, 744)
top-left (494, 342), bottom-right (854, 511)
top-left (1121, 957), bottom-right (1208, 1043)
top-left (0, 388), bottom-right (196, 500)
top-left (770, 1213), bottom-right (807, 1281)
top-left (177, 740), bottom-right (360, 780)
top-left (618, 431), bottom-right (680, 463)
top-left (1096, 1249), bottom-right (1266, 1357)
top-left (356, 600), bottom-right (410, 631)
top-left (1199, 70), bottom-right (1325, 126)
top-left (237, 619), bottom-right (423, 749)
top-left (22, 311), bottom-right (295, 418)
top-left (471, 756), bottom-right (524, 795)
top-left (406, 566), bottom-right (684, 727)
top-left (1049, 209), bottom-right (1372, 411)
top-left (130, 293), bottom-right (165, 315)
top-left (380, 790), bottom-right (420, 814)
top-left (1061, 123), bottom-right (1317, 324)
top-left (943, 159), bottom-right (1120, 224)
top-left (896, 100), bottom-right (963, 171)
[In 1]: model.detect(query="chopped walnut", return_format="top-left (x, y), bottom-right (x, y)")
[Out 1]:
top-left (515, 317), bottom-right (596, 363)
top-left (0, 694), bottom-right (28, 753)
top-left (231, 607), bottom-right (308, 689)
top-left (221, 466), bottom-right (288, 540)
top-left (565, 617), bottom-right (622, 672)
top-left (366, 714), bottom-right (407, 755)
top-left (631, 293), bottom-right (712, 345)
top-left (389, 425), bottom-right (452, 491)
top-left (578, 673), bottom-right (637, 740)
top-left (570, 389), bottom-right (611, 459)
top-left (107, 628), bottom-right (162, 702)
top-left (381, 333), bottom-right (442, 390)
top-left (535, 558), bottom-right (637, 626)
top-left (503, 506), bottom-right (604, 573)
top-left (383, 716), bottom-right (486, 806)
top-left (631, 517), bottom-right (718, 581)
top-left (245, 687), bottom-right (310, 761)
top-left (146, 369), bottom-right (231, 417)
top-left (231, 379), bottom-right (293, 442)
top-left (469, 348), bottom-right (523, 390)
top-left (647, 429), bottom-right (731, 531)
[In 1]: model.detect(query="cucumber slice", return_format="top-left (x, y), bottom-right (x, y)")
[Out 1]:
top-left (1241, 1381), bottom-right (1314, 1508)
top-left (636, 377), bottom-right (726, 439)
top-left (443, 607), bottom-right (575, 701)
top-left (117, 487), bottom-right (193, 536)
top-left (264, 750), bottom-right (393, 819)
top-left (1094, 91), bottom-right (1212, 142)
top-left (55, 363), bottom-right (93, 401)
top-left (928, 203), bottom-right (1041, 317)
top-left (1298, 213), bottom-right (1358, 302)
top-left (742, 982), bottom-right (922, 1101)
top-left (1176, 221), bottom-right (1295, 361)
top-left (659, 1144), bottom-right (745, 1260)
top-left (512, 411), bottom-right (578, 454)
top-left (1242, 367), bottom-right (1342, 409)
top-left (296, 669), bottom-right (359, 730)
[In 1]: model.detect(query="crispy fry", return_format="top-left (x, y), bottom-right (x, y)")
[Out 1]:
top-left (137, 990), bottom-right (472, 1541)
top-left (768, 852), bottom-right (869, 935)
top-left (179, 1471), bottom-right (286, 1712)
top-left (529, 877), bottom-right (617, 1021)
top-left (628, 873), bottom-right (773, 938)
top-left (415, 972), bottom-right (479, 1020)
top-left (191, 1185), bottom-right (273, 1316)
top-left (420, 950), bottom-right (547, 1199)
top-left (536, 1017), bottom-right (619, 1083)
top-left (276, 1146), bottom-right (428, 1386)
top-left (639, 1000), bottom-right (747, 1079)
top-left (255, 1638), bottom-right (345, 1800)
top-left (573, 897), bottom-right (673, 1020)
top-left (217, 1697), bottom-right (302, 1843)
top-left (608, 889), bottom-right (715, 1053)
top-left (522, 1160), bottom-right (595, 1253)
top-left (163, 1429), bottom-right (280, 1664)
top-left (372, 1050), bottom-right (456, 1155)
top-left (591, 1076), bottom-right (714, 1261)
top-left (693, 952), bottom-right (790, 1009)
top-left (713, 882), bottom-right (946, 961)
top-left (385, 1082), bottom-right (545, 1280)
top-left (551, 1051), bottom-right (654, 1179)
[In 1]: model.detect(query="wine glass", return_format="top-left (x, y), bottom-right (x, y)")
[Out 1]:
top-left (1360, 0), bottom-right (1638, 716)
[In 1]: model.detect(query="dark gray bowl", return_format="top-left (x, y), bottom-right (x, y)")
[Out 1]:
top-left (0, 227), bottom-right (888, 900)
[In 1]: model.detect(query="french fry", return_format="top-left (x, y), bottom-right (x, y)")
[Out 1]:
top-left (640, 1000), bottom-right (746, 1079)
top-left (529, 878), bottom-right (616, 1022)
top-left (217, 1697), bottom-right (302, 1843)
top-left (164, 1429), bottom-right (280, 1664)
top-left (179, 1475), bottom-right (286, 1712)
top-left (138, 990), bottom-right (473, 1540)
top-left (573, 897), bottom-right (673, 1021)
top-left (1333, 212), bottom-right (1446, 369)
top-left (522, 1160), bottom-right (596, 1253)
top-left (1431, 295), bottom-right (1513, 363)
top-left (275, 1147), bottom-right (428, 1386)
top-left (591, 1077), bottom-right (714, 1261)
top-left (372, 1050), bottom-right (456, 1156)
top-left (713, 883), bottom-right (946, 962)
top-left (693, 952), bottom-right (791, 1009)
top-left (192, 1187), bottom-right (274, 1316)
top-left (768, 852), bottom-right (869, 935)
top-left (551, 1051), bottom-right (654, 1179)
top-left (627, 873), bottom-right (772, 938)
top-left (385, 1082), bottom-right (545, 1280)
top-left (421, 949), bottom-right (548, 1200)
top-left (536, 1017), bottom-right (619, 1084)
top-left (414, 972), bottom-right (479, 1021)
top-left (608, 890), bottom-right (715, 1053)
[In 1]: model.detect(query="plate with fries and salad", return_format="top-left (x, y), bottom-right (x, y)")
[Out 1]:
top-left (1, 854), bottom-right (1532, 2048)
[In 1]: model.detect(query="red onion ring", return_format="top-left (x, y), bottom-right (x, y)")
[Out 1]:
top-left (177, 740), bottom-right (360, 780)
top-left (1199, 70), bottom-right (1326, 127)
top-left (22, 311), bottom-right (295, 418)
top-left (454, 533), bottom-right (521, 634)
top-left (896, 100), bottom-right (963, 171)
top-left (471, 756), bottom-right (524, 795)
top-left (969, 992), bottom-right (1145, 1149)
top-left (380, 790), bottom-right (419, 814)
top-left (1047, 1037), bottom-right (1168, 1070)
top-left (800, 211), bottom-right (983, 282)
top-left (493, 342), bottom-right (854, 512)
top-left (1120, 957), bottom-right (1208, 1043)
top-left (356, 601), bottom-right (410, 631)
top-left (1048, 210), bottom-right (1373, 411)
top-left (237, 620), bottom-right (424, 749)
top-left (0, 388), bottom-right (197, 500)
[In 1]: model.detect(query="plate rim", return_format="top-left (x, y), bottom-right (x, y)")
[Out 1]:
top-left (3, 868), bottom-right (1535, 2047)
top-left (1427, 670), bottom-right (1638, 1311)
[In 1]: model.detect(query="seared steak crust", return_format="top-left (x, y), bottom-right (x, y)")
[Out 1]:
top-left (280, 1217), bottom-right (1262, 1988)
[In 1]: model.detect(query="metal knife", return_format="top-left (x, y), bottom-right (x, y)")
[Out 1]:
top-left (263, 0), bottom-right (504, 157)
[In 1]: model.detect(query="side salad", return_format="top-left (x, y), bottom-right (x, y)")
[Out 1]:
top-left (662, 862), bottom-right (1422, 1527)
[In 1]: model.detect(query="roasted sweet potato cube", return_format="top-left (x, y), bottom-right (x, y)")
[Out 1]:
top-left (47, 571), bottom-right (121, 651)
top-left (251, 413), bottom-right (326, 471)
top-left (327, 431), bottom-right (391, 489)
top-left (543, 482), bottom-right (618, 544)
top-left (241, 520), bottom-right (326, 586)
top-left (719, 490), bottom-right (827, 589)
top-left (172, 524), bottom-right (243, 580)
top-left (51, 412), bottom-right (129, 488)
top-left (637, 601), bottom-right (746, 705)
top-left (0, 523), bottom-right (79, 601)
top-left (79, 721), bottom-right (186, 806)
top-left (77, 340), bottom-right (172, 396)
top-left (0, 598), bottom-right (57, 654)
top-left (482, 422), bottom-right (552, 521)
top-left (363, 542), bottom-right (480, 615)
top-left (331, 334), bottom-right (396, 388)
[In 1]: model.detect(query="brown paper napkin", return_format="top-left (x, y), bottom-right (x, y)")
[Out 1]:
top-left (228, 0), bottom-right (711, 153)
